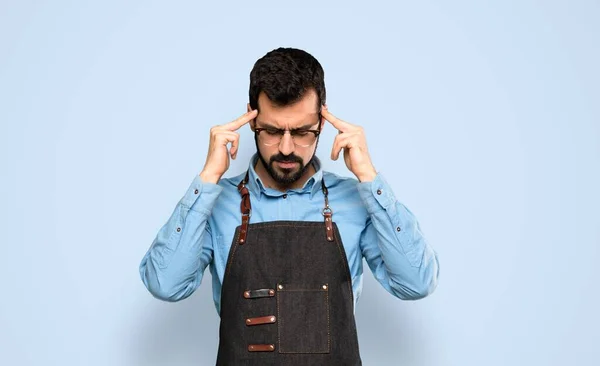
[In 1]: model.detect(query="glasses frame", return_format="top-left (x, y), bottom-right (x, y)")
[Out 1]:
top-left (254, 119), bottom-right (322, 148)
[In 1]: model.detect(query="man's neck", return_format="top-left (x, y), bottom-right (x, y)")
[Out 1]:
top-left (254, 159), bottom-right (316, 192)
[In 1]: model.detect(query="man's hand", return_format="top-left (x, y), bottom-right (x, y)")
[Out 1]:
top-left (199, 109), bottom-right (258, 184)
top-left (321, 106), bottom-right (377, 182)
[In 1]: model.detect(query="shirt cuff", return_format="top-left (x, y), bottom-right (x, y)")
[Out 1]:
top-left (179, 174), bottom-right (223, 214)
top-left (357, 173), bottom-right (397, 214)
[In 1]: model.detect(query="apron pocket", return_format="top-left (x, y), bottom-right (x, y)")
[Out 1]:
top-left (276, 283), bottom-right (330, 354)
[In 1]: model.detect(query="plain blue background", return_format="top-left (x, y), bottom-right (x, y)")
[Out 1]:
top-left (1, 1), bottom-right (598, 365)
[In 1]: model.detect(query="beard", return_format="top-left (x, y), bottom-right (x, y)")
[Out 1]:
top-left (255, 136), bottom-right (319, 187)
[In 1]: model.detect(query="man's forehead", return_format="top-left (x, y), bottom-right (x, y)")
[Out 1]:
top-left (255, 90), bottom-right (320, 127)
top-left (256, 111), bottom-right (319, 128)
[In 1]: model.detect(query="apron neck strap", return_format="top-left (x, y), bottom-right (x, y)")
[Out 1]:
top-left (236, 171), bottom-right (251, 244)
top-left (236, 169), bottom-right (334, 244)
top-left (321, 176), bottom-right (334, 242)
top-left (237, 170), bottom-right (251, 215)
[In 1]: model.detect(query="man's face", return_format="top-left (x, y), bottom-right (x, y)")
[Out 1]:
top-left (249, 89), bottom-right (323, 187)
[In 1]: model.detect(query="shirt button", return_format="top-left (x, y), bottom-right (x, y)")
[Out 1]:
top-left (176, 227), bottom-right (181, 232)
top-left (396, 226), bottom-right (401, 232)
top-left (377, 189), bottom-right (382, 195)
top-left (282, 194), bottom-right (287, 199)
top-left (194, 189), bottom-right (199, 194)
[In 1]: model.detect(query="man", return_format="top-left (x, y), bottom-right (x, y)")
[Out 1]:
top-left (139, 47), bottom-right (439, 365)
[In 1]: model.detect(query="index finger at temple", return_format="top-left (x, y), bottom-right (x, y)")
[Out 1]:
top-left (321, 108), bottom-right (351, 132)
top-left (225, 109), bottom-right (258, 130)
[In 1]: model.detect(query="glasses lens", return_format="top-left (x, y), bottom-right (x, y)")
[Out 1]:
top-left (258, 129), bottom-right (317, 146)
top-left (259, 129), bottom-right (282, 145)
top-left (292, 131), bottom-right (316, 146)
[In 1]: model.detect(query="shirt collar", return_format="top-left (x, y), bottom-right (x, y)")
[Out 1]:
top-left (246, 153), bottom-right (324, 200)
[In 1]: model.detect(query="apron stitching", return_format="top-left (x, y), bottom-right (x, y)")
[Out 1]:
top-left (277, 287), bottom-right (281, 353)
top-left (276, 289), bottom-right (324, 291)
top-left (326, 289), bottom-right (331, 353)
top-left (223, 228), bottom-right (241, 280)
top-left (276, 286), bottom-right (331, 354)
top-left (333, 226), bottom-right (355, 307)
top-left (247, 223), bottom-right (324, 228)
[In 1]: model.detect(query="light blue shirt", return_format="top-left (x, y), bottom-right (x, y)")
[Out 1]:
top-left (139, 155), bottom-right (439, 314)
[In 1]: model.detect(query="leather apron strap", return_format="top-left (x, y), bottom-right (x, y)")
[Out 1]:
top-left (236, 170), bottom-right (334, 244)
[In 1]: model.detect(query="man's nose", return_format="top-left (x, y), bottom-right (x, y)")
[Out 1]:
top-left (278, 131), bottom-right (296, 156)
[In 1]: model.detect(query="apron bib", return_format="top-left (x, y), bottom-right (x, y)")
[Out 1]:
top-left (215, 171), bottom-right (362, 365)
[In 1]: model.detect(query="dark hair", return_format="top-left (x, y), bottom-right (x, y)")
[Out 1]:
top-left (249, 47), bottom-right (326, 111)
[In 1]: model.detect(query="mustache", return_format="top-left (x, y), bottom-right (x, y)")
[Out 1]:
top-left (269, 153), bottom-right (303, 164)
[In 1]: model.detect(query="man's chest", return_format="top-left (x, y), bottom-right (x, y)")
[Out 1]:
top-left (208, 193), bottom-right (368, 278)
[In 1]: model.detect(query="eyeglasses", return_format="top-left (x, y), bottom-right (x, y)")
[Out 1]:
top-left (254, 125), bottom-right (321, 147)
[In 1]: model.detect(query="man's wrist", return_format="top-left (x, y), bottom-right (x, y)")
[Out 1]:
top-left (356, 168), bottom-right (377, 182)
top-left (199, 171), bottom-right (221, 184)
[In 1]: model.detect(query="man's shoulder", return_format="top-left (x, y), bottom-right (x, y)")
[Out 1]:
top-left (322, 170), bottom-right (361, 193)
top-left (218, 170), bottom-right (246, 189)
top-left (322, 171), bottom-right (368, 217)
